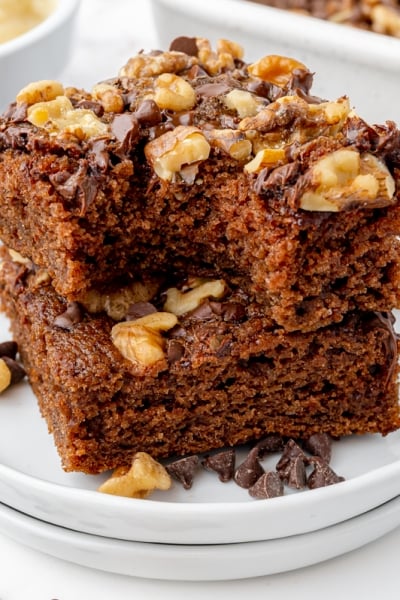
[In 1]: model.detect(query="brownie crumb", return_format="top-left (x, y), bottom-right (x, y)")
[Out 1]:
top-left (202, 449), bottom-right (236, 482)
top-left (166, 455), bottom-right (200, 489)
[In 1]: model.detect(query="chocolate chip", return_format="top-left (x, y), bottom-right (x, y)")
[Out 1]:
top-left (111, 113), bottom-right (139, 154)
top-left (253, 434), bottom-right (285, 459)
top-left (167, 340), bottom-right (185, 364)
top-left (54, 302), bottom-right (83, 331)
top-left (303, 433), bottom-right (332, 463)
top-left (187, 300), bottom-right (215, 320)
top-left (195, 82), bottom-right (231, 98)
top-left (88, 138), bottom-right (109, 172)
top-left (134, 99), bottom-right (162, 127)
top-left (0, 341), bottom-right (18, 360)
top-left (75, 99), bottom-right (104, 117)
top-left (234, 447), bottom-right (264, 489)
top-left (203, 449), bottom-right (235, 482)
top-left (2, 356), bottom-right (26, 385)
top-left (169, 36), bottom-right (198, 56)
top-left (307, 458), bottom-right (345, 489)
top-left (125, 301), bottom-right (157, 320)
top-left (248, 471), bottom-right (284, 499)
top-left (166, 455), bottom-right (200, 489)
top-left (276, 439), bottom-right (308, 489)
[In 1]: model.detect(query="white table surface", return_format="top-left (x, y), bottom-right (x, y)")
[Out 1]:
top-left (1, 1), bottom-right (400, 598)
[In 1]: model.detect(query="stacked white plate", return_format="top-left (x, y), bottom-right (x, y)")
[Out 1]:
top-left (1, 312), bottom-right (400, 581)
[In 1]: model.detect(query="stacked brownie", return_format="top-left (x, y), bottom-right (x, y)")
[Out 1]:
top-left (0, 37), bottom-right (399, 474)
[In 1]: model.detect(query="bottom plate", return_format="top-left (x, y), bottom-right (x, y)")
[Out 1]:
top-left (0, 496), bottom-right (400, 581)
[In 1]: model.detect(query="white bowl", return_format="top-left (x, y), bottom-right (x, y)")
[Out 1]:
top-left (150, 0), bottom-right (400, 125)
top-left (0, 0), bottom-right (80, 110)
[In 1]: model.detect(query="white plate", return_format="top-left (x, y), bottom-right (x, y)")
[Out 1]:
top-left (1, 311), bottom-right (400, 545)
top-left (1, 496), bottom-right (400, 581)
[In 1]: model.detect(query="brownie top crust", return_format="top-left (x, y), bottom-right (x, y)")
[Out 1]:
top-left (1, 37), bottom-right (399, 217)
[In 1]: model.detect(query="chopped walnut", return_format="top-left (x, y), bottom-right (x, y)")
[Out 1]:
top-left (91, 83), bottom-right (124, 114)
top-left (153, 73), bottom-right (196, 112)
top-left (224, 89), bottom-right (260, 118)
top-left (299, 149), bottom-right (396, 211)
top-left (119, 50), bottom-right (198, 78)
top-left (78, 280), bottom-right (161, 321)
top-left (27, 95), bottom-right (108, 140)
top-left (98, 452), bottom-right (171, 498)
top-left (206, 128), bottom-right (252, 161)
top-left (247, 55), bottom-right (307, 87)
top-left (111, 311), bottom-right (178, 366)
top-left (196, 37), bottom-right (243, 75)
top-left (163, 278), bottom-right (226, 316)
top-left (144, 125), bottom-right (210, 181)
top-left (16, 80), bottom-right (64, 105)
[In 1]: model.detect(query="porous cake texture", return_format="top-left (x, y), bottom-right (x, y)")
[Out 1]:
top-left (0, 38), bottom-right (399, 331)
top-left (1, 253), bottom-right (399, 474)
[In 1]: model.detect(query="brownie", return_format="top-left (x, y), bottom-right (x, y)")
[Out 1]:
top-left (0, 39), bottom-right (400, 331)
top-left (1, 252), bottom-right (398, 474)
top-left (247, 0), bottom-right (400, 38)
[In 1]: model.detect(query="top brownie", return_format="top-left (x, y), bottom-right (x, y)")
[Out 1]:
top-left (0, 37), bottom-right (400, 331)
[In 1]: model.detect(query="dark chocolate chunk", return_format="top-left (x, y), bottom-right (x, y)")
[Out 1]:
top-left (276, 439), bottom-right (308, 489)
top-left (166, 455), bottom-right (200, 489)
top-left (125, 301), bottom-right (157, 320)
top-left (74, 99), bottom-right (104, 117)
top-left (0, 341), bottom-right (18, 360)
top-left (303, 433), bottom-right (332, 463)
top-left (134, 99), bottom-right (162, 127)
top-left (167, 340), bottom-right (185, 364)
top-left (54, 302), bottom-right (83, 331)
top-left (2, 356), bottom-right (26, 385)
top-left (253, 434), bottom-right (285, 459)
top-left (307, 458), bottom-right (345, 489)
top-left (169, 36), bottom-right (199, 56)
top-left (195, 82), bottom-right (231, 98)
top-left (234, 447), bottom-right (264, 489)
top-left (248, 471), bottom-right (284, 499)
top-left (202, 449), bottom-right (235, 482)
top-left (111, 113), bottom-right (140, 154)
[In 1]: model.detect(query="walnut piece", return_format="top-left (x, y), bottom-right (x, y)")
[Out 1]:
top-left (98, 452), bottom-right (171, 499)
top-left (0, 359), bottom-right (11, 393)
top-left (119, 50), bottom-right (197, 78)
top-left (163, 278), bottom-right (226, 316)
top-left (206, 128), bottom-right (252, 161)
top-left (371, 5), bottom-right (400, 37)
top-left (154, 73), bottom-right (196, 112)
top-left (27, 95), bottom-right (108, 140)
top-left (299, 149), bottom-right (396, 211)
top-left (247, 55), bottom-right (307, 87)
top-left (78, 280), bottom-right (161, 321)
top-left (239, 96), bottom-right (350, 153)
top-left (196, 37), bottom-right (242, 75)
top-left (244, 147), bottom-right (286, 173)
top-left (224, 89), bottom-right (260, 118)
top-left (111, 311), bottom-right (178, 366)
top-left (145, 125), bottom-right (210, 181)
top-left (91, 83), bottom-right (124, 113)
top-left (16, 80), bottom-right (64, 105)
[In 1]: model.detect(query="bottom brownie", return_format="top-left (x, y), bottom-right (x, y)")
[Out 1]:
top-left (1, 253), bottom-right (399, 474)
